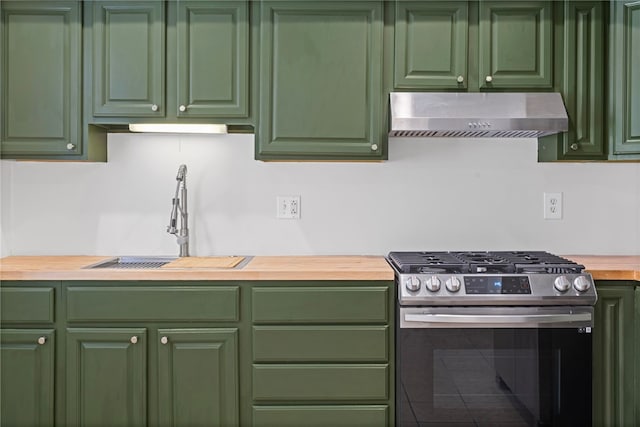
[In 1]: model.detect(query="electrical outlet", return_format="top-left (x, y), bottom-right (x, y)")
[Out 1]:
top-left (277, 196), bottom-right (301, 219)
top-left (543, 192), bottom-right (562, 220)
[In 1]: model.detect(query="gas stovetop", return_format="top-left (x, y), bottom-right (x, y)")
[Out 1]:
top-left (388, 251), bottom-right (597, 306)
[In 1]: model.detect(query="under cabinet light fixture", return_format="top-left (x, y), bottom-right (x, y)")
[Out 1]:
top-left (128, 123), bottom-right (228, 134)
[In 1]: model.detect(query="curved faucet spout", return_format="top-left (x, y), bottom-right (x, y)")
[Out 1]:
top-left (167, 164), bottom-right (189, 257)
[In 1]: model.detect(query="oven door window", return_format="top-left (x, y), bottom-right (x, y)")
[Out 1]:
top-left (398, 328), bottom-right (591, 427)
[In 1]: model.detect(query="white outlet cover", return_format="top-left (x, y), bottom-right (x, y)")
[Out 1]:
top-left (277, 196), bottom-right (301, 219)
top-left (543, 192), bottom-right (562, 220)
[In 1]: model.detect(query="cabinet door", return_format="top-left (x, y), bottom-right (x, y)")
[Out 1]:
top-left (593, 285), bottom-right (636, 427)
top-left (0, 1), bottom-right (81, 157)
top-left (175, 1), bottom-right (248, 118)
top-left (394, 1), bottom-right (468, 89)
top-left (66, 328), bottom-right (147, 427)
top-left (478, 1), bottom-right (553, 89)
top-left (90, 1), bottom-right (165, 117)
top-left (257, 1), bottom-right (385, 160)
top-left (556, 1), bottom-right (606, 160)
top-left (157, 328), bottom-right (238, 427)
top-left (0, 330), bottom-right (54, 427)
top-left (609, 1), bottom-right (640, 156)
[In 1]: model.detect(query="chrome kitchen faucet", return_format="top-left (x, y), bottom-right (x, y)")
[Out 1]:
top-left (167, 164), bottom-right (189, 257)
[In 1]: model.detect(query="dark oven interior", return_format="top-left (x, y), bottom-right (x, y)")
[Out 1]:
top-left (397, 326), bottom-right (592, 427)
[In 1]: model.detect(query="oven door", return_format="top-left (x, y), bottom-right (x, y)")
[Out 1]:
top-left (397, 306), bottom-right (593, 427)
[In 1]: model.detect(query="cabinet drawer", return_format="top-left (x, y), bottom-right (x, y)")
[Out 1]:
top-left (252, 287), bottom-right (388, 324)
top-left (253, 364), bottom-right (388, 401)
top-left (0, 287), bottom-right (54, 323)
top-left (252, 405), bottom-right (388, 427)
top-left (253, 326), bottom-right (388, 362)
top-left (67, 286), bottom-right (238, 322)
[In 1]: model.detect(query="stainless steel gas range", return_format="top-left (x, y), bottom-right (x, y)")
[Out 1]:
top-left (387, 251), bottom-right (596, 427)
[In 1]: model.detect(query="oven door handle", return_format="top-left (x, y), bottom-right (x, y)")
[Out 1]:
top-left (403, 312), bottom-right (592, 328)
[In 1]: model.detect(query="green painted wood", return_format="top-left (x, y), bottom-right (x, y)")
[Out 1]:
top-left (157, 328), bottom-right (238, 427)
top-left (0, 1), bottom-right (81, 158)
top-left (559, 1), bottom-right (606, 159)
top-left (253, 325), bottom-right (388, 362)
top-left (593, 284), bottom-right (636, 427)
top-left (0, 287), bottom-right (54, 323)
top-left (394, 1), bottom-right (468, 89)
top-left (252, 286), bottom-right (388, 324)
top-left (609, 1), bottom-right (640, 156)
top-left (540, 1), bottom-right (606, 161)
top-left (0, 329), bottom-right (54, 427)
top-left (91, 1), bottom-right (165, 117)
top-left (175, 1), bottom-right (248, 118)
top-left (478, 1), bottom-right (553, 89)
top-left (256, 1), bottom-right (385, 160)
top-left (636, 285), bottom-right (640, 426)
top-left (252, 405), bottom-right (389, 427)
top-left (66, 328), bottom-right (147, 427)
top-left (66, 285), bottom-right (239, 322)
top-left (252, 364), bottom-right (389, 401)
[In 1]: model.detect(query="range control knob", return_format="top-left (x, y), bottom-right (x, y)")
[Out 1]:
top-left (445, 276), bottom-right (461, 293)
top-left (573, 276), bottom-right (591, 292)
top-left (425, 276), bottom-right (441, 292)
top-left (554, 276), bottom-right (571, 292)
top-left (405, 276), bottom-right (421, 292)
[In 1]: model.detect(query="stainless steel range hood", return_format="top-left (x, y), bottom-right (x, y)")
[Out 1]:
top-left (390, 92), bottom-right (568, 138)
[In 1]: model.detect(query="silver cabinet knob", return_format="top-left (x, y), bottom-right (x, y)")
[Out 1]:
top-left (179, 105), bottom-right (186, 112)
top-left (485, 75), bottom-right (493, 83)
top-left (554, 276), bottom-right (571, 292)
top-left (457, 75), bottom-right (464, 83)
top-left (371, 144), bottom-right (378, 151)
top-left (151, 104), bottom-right (159, 112)
top-left (160, 336), bottom-right (168, 345)
top-left (570, 143), bottom-right (579, 151)
top-left (37, 336), bottom-right (46, 345)
top-left (130, 336), bottom-right (138, 344)
top-left (66, 143), bottom-right (75, 150)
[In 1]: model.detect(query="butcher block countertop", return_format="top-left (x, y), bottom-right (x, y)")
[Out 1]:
top-left (1, 255), bottom-right (638, 282)
top-left (0, 255), bottom-right (395, 281)
top-left (564, 255), bottom-right (640, 281)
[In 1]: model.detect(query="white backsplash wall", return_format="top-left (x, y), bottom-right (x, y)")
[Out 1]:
top-left (1, 133), bottom-right (639, 257)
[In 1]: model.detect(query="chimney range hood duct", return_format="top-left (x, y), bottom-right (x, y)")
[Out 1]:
top-left (390, 92), bottom-right (568, 138)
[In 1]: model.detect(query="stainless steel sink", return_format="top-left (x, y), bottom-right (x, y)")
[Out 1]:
top-left (84, 256), bottom-right (178, 269)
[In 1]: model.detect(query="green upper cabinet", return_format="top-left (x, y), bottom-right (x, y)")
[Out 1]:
top-left (394, 1), bottom-right (469, 90)
top-left (0, 330), bottom-right (55, 427)
top-left (172, 1), bottom-right (248, 119)
top-left (256, 1), bottom-right (386, 160)
top-left (609, 0), bottom-right (640, 158)
top-left (539, 1), bottom-right (606, 161)
top-left (478, 1), bottom-right (553, 90)
top-left (0, 1), bottom-right (84, 159)
top-left (394, 1), bottom-right (553, 91)
top-left (89, 1), bottom-right (165, 117)
top-left (87, 0), bottom-right (249, 123)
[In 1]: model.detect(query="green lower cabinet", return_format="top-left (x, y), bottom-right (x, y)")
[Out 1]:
top-left (157, 328), bottom-right (239, 427)
top-left (252, 405), bottom-right (389, 427)
top-left (593, 284), bottom-right (636, 427)
top-left (66, 328), bottom-right (147, 427)
top-left (0, 329), bottom-right (55, 427)
top-left (609, 0), bottom-right (640, 158)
